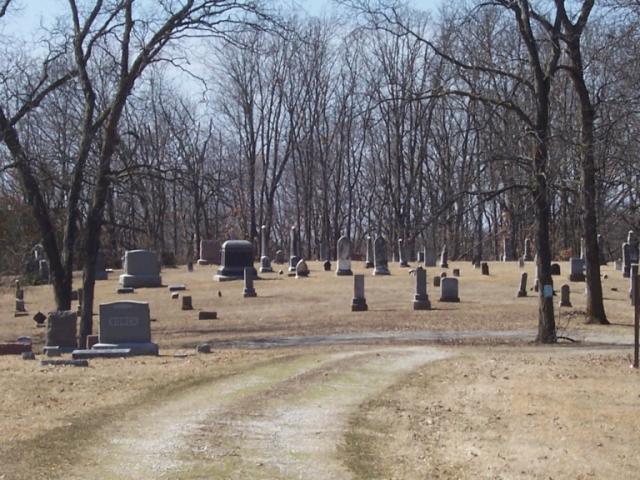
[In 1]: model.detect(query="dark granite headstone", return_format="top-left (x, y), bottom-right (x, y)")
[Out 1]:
top-left (215, 240), bottom-right (256, 281)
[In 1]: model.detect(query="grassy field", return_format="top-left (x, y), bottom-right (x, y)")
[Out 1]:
top-left (0, 260), bottom-right (637, 479)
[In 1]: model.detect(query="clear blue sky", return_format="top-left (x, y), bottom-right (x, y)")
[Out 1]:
top-left (1, 0), bottom-right (443, 39)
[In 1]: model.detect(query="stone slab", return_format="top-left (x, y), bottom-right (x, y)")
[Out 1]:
top-left (72, 349), bottom-right (132, 359)
top-left (41, 359), bottom-right (89, 367)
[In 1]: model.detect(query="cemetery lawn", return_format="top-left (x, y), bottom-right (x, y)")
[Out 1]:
top-left (0, 261), bottom-right (638, 478)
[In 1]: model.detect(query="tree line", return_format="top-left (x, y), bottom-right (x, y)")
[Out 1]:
top-left (1, 0), bottom-right (639, 343)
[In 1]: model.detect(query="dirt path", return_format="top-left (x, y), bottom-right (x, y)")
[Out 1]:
top-left (64, 346), bottom-right (449, 479)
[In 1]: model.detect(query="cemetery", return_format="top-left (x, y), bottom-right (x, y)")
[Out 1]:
top-left (0, 252), bottom-right (639, 478)
top-left (1, 0), bottom-right (640, 478)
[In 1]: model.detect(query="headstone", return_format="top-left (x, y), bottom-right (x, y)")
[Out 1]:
top-left (22, 352), bottom-right (36, 360)
top-left (502, 238), bottom-right (513, 262)
top-left (119, 250), bottom-right (161, 288)
top-left (580, 237), bottom-right (586, 260)
top-left (413, 266), bottom-right (431, 310)
top-left (38, 259), bottom-right (50, 283)
top-left (630, 264), bottom-right (639, 305)
top-left (523, 238), bottom-right (533, 261)
top-left (336, 235), bottom-right (353, 276)
top-left (559, 284), bottom-right (572, 307)
top-left (181, 296), bottom-right (193, 310)
top-left (373, 237), bottom-right (390, 276)
top-left (481, 262), bottom-right (489, 276)
top-left (518, 258), bottom-right (525, 269)
top-left (597, 234), bottom-right (607, 265)
top-left (439, 245), bottom-right (448, 268)
top-left (569, 257), bottom-right (585, 282)
top-left (439, 278), bottom-right (460, 302)
top-left (117, 287), bottom-right (135, 294)
top-left (452, 268), bottom-right (460, 277)
top-left (33, 311), bottom-right (46, 326)
top-left (364, 236), bottom-right (374, 268)
top-left (196, 344), bottom-right (212, 354)
top-left (15, 280), bottom-right (23, 300)
top-left (259, 225), bottom-right (273, 273)
top-left (417, 251), bottom-right (425, 263)
top-left (187, 261), bottom-right (194, 272)
top-left (91, 301), bottom-right (158, 355)
top-left (433, 276), bottom-right (441, 288)
top-left (168, 284), bottom-right (186, 292)
top-left (351, 274), bottom-right (368, 311)
top-left (296, 259), bottom-right (310, 278)
top-left (323, 260), bottom-right (331, 271)
top-left (398, 239), bottom-right (409, 267)
top-left (623, 243), bottom-right (632, 278)
top-left (95, 251), bottom-right (108, 280)
top-left (41, 359), bottom-right (89, 367)
top-left (198, 240), bottom-right (220, 265)
top-left (288, 226), bottom-right (300, 273)
top-left (243, 267), bottom-right (257, 297)
top-left (215, 240), bottom-right (256, 281)
top-left (46, 311), bottom-right (77, 349)
top-left (198, 311), bottom-right (217, 320)
top-left (424, 249), bottom-right (437, 267)
top-left (15, 298), bottom-right (26, 315)
top-left (551, 263), bottom-right (561, 275)
top-left (534, 277), bottom-right (540, 292)
top-left (517, 272), bottom-right (528, 298)
top-left (275, 250), bottom-right (285, 264)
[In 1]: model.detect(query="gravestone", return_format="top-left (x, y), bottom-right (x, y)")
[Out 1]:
top-left (351, 275), bottom-right (368, 312)
top-left (275, 250), bottom-right (285, 264)
top-left (365, 236), bottom-right (374, 268)
top-left (517, 272), bottom-right (528, 298)
top-left (481, 262), bottom-right (489, 276)
top-left (89, 301), bottom-right (158, 355)
top-left (413, 266), bottom-right (431, 310)
top-left (215, 240), bottom-right (256, 281)
top-left (523, 238), bottom-right (533, 261)
top-left (243, 267), bottom-right (257, 297)
top-left (551, 263), bottom-right (561, 276)
top-left (598, 234), bottom-right (607, 265)
top-left (569, 257), bottom-right (585, 282)
top-left (534, 277), bottom-right (540, 292)
top-left (440, 272), bottom-right (447, 278)
top-left (296, 259), bottom-right (310, 278)
top-left (336, 235), bottom-right (353, 276)
top-left (288, 226), bottom-right (300, 273)
top-left (580, 237), bottom-right (586, 260)
top-left (439, 278), bottom-right (460, 302)
top-left (95, 251), bottom-right (108, 280)
top-left (119, 250), bottom-right (161, 288)
top-left (259, 225), bottom-right (273, 273)
top-left (199, 311), bottom-right (217, 320)
top-left (398, 239), bottom-right (409, 267)
top-left (417, 251), bottom-right (425, 263)
top-left (46, 311), bottom-right (77, 350)
top-left (198, 240), bottom-right (220, 265)
top-left (323, 260), bottom-right (331, 271)
top-left (187, 261), bottom-right (193, 272)
top-left (502, 238), bottom-right (513, 262)
top-left (453, 268), bottom-right (460, 277)
top-left (439, 245), bottom-right (449, 268)
top-left (433, 276), bottom-right (441, 288)
top-left (38, 259), bottom-right (50, 283)
top-left (424, 249), bottom-right (437, 267)
top-left (181, 296), bottom-right (193, 310)
top-left (14, 297), bottom-right (27, 317)
top-left (559, 284), bottom-right (572, 307)
top-left (373, 237), bottom-right (390, 276)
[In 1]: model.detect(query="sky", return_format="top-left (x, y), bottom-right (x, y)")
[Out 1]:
top-left (1, 0), bottom-right (444, 39)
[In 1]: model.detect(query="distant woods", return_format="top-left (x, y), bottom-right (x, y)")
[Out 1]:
top-left (1, 1), bottom-right (639, 273)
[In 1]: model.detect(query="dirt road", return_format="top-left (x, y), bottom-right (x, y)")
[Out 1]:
top-left (62, 346), bottom-right (449, 479)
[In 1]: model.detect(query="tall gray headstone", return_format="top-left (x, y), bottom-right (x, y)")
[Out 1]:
top-left (198, 240), bottom-right (220, 265)
top-left (439, 245), bottom-right (448, 268)
top-left (517, 272), bottom-right (528, 298)
top-left (351, 274), bottom-right (368, 311)
top-left (502, 238), bottom-right (513, 262)
top-left (424, 249), bottom-right (437, 267)
top-left (523, 238), bottom-right (533, 261)
top-left (413, 266), bottom-right (431, 310)
top-left (373, 236), bottom-right (390, 276)
top-left (365, 236), bottom-right (374, 268)
top-left (439, 277), bottom-right (460, 302)
top-left (398, 239), bottom-right (409, 267)
top-left (260, 225), bottom-right (273, 273)
top-left (243, 267), bottom-right (257, 297)
top-left (119, 250), bottom-right (161, 288)
top-left (288, 226), bottom-right (300, 273)
top-left (336, 235), bottom-right (353, 276)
